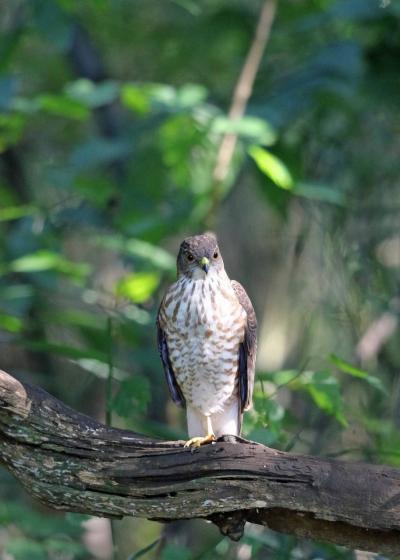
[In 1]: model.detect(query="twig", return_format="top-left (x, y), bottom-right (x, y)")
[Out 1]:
top-left (207, 0), bottom-right (277, 226)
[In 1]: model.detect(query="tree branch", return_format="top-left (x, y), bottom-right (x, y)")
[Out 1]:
top-left (1, 369), bottom-right (399, 554)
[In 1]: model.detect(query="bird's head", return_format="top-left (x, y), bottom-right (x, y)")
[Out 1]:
top-left (177, 233), bottom-right (224, 279)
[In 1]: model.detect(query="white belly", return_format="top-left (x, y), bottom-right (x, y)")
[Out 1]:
top-left (160, 273), bottom-right (246, 414)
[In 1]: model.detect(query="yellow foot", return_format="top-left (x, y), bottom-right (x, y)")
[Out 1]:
top-left (184, 433), bottom-right (216, 449)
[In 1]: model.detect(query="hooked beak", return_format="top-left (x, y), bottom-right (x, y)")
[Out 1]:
top-left (199, 256), bottom-right (210, 274)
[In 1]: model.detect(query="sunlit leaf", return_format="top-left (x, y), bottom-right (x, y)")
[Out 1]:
top-left (9, 251), bottom-right (60, 272)
top-left (0, 205), bottom-right (37, 222)
top-left (116, 272), bottom-right (160, 303)
top-left (176, 83), bottom-right (207, 108)
top-left (95, 235), bottom-right (175, 272)
top-left (158, 113), bottom-right (204, 187)
top-left (258, 369), bottom-right (300, 385)
top-left (122, 82), bottom-right (207, 115)
top-left (121, 84), bottom-right (151, 115)
top-left (38, 94), bottom-right (89, 120)
top-left (0, 314), bottom-right (23, 333)
top-left (248, 145), bottom-right (294, 190)
top-left (125, 239), bottom-right (175, 272)
top-left (8, 250), bottom-right (90, 279)
top-left (212, 116), bottom-right (276, 145)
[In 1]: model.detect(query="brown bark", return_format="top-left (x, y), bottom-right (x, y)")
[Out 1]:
top-left (0, 369), bottom-right (399, 555)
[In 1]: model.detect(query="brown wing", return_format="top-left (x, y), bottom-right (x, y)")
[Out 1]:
top-left (156, 304), bottom-right (185, 407)
top-left (231, 280), bottom-right (257, 412)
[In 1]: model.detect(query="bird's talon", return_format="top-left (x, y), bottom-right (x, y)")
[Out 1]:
top-left (184, 434), bottom-right (216, 448)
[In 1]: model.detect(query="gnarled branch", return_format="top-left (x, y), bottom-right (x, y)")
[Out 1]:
top-left (0, 369), bottom-right (399, 554)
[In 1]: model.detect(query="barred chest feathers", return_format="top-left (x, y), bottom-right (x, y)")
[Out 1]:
top-left (160, 270), bottom-right (247, 415)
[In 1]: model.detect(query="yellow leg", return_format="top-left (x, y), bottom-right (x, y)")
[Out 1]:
top-left (184, 415), bottom-right (215, 448)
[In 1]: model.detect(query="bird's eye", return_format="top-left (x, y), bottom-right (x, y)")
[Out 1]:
top-left (213, 251), bottom-right (219, 259)
top-left (187, 253), bottom-right (194, 262)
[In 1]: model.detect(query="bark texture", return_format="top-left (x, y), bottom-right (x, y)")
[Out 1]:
top-left (0, 369), bottom-right (399, 555)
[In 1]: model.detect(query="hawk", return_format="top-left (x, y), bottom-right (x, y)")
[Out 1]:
top-left (157, 233), bottom-right (257, 447)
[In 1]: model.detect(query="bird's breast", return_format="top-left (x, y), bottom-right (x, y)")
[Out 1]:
top-left (160, 275), bottom-right (246, 413)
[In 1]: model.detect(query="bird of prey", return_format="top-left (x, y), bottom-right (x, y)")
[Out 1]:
top-left (157, 233), bottom-right (257, 447)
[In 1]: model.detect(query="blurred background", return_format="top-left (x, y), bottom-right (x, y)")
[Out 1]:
top-left (0, 0), bottom-right (399, 558)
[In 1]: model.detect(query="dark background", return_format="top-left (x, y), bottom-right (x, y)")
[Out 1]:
top-left (0, 1), bottom-right (399, 558)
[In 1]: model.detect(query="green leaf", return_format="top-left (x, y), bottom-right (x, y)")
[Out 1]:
top-left (121, 84), bottom-right (151, 115)
top-left (121, 82), bottom-right (207, 115)
top-left (175, 83), bottom-right (208, 108)
top-left (65, 78), bottom-right (119, 108)
top-left (116, 272), bottom-right (160, 303)
top-left (0, 112), bottom-right (26, 151)
top-left (258, 369), bottom-right (300, 385)
top-left (38, 93), bottom-right (89, 120)
top-left (0, 314), bottom-right (23, 333)
top-left (212, 116), bottom-right (276, 145)
top-left (10, 96), bottom-right (41, 114)
top-left (329, 354), bottom-right (387, 394)
top-left (0, 205), bottom-right (37, 222)
top-left (97, 236), bottom-right (175, 272)
top-left (9, 250), bottom-right (61, 272)
top-left (125, 239), bottom-right (176, 272)
top-left (248, 145), bottom-right (294, 190)
top-left (8, 250), bottom-right (91, 279)
top-left (127, 538), bottom-right (161, 560)
top-left (304, 370), bottom-right (347, 426)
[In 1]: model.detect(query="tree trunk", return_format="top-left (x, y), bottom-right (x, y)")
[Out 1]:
top-left (0, 369), bottom-right (399, 554)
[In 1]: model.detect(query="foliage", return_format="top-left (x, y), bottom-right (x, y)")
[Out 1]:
top-left (0, 0), bottom-right (399, 559)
